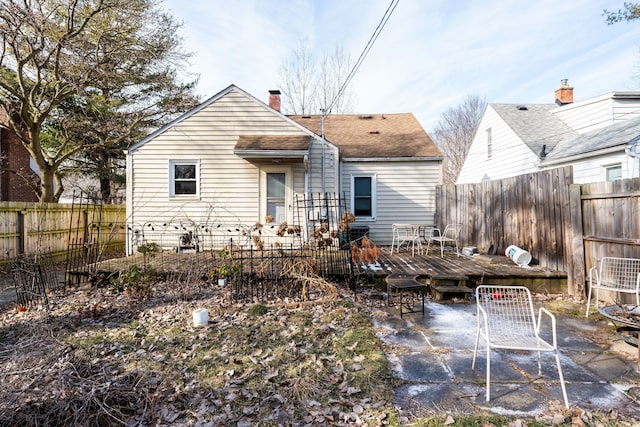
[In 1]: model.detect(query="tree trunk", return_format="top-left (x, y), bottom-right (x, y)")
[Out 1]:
top-left (100, 176), bottom-right (111, 203)
top-left (39, 166), bottom-right (57, 203)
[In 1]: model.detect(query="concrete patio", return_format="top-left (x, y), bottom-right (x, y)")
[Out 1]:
top-left (374, 298), bottom-right (640, 419)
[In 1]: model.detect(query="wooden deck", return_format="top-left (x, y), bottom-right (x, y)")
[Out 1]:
top-left (371, 246), bottom-right (568, 297)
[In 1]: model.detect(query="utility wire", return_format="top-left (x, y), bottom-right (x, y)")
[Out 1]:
top-left (327, 0), bottom-right (399, 112)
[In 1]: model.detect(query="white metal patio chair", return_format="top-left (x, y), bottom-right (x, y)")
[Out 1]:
top-left (472, 285), bottom-right (569, 408)
top-left (426, 223), bottom-right (461, 257)
top-left (390, 224), bottom-right (422, 256)
top-left (585, 256), bottom-right (640, 317)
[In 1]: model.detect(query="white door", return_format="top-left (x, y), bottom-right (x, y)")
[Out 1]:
top-left (260, 166), bottom-right (292, 223)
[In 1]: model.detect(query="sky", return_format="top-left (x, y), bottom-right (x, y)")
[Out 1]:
top-left (162, 0), bottom-right (640, 132)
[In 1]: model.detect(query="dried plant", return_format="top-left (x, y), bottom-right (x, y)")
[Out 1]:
top-left (339, 211), bottom-right (355, 232)
top-left (351, 237), bottom-right (380, 265)
top-left (252, 235), bottom-right (264, 250)
top-left (276, 222), bottom-right (288, 237)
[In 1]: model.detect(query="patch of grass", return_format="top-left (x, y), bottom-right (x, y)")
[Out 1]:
top-left (67, 330), bottom-right (112, 350)
top-left (247, 303), bottom-right (268, 316)
top-left (410, 414), bottom-right (572, 427)
top-left (341, 299), bottom-right (355, 308)
top-left (543, 298), bottom-right (585, 318)
top-left (334, 311), bottom-right (395, 400)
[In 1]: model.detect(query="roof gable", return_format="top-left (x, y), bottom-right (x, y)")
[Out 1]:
top-left (490, 103), bottom-right (576, 157)
top-left (128, 84), bottom-right (321, 153)
top-left (289, 113), bottom-right (441, 158)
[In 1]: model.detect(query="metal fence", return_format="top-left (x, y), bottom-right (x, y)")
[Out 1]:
top-left (1, 191), bottom-right (376, 308)
top-left (11, 254), bottom-right (63, 309)
top-left (61, 192), bottom-right (361, 304)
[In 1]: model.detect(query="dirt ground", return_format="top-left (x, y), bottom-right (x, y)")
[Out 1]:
top-left (1, 278), bottom-right (639, 426)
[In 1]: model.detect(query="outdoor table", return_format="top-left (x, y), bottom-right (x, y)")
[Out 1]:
top-left (391, 223), bottom-right (435, 256)
top-left (385, 273), bottom-right (427, 318)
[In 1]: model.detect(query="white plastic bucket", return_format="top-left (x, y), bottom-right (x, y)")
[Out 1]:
top-left (505, 245), bottom-right (532, 266)
top-left (192, 308), bottom-right (209, 326)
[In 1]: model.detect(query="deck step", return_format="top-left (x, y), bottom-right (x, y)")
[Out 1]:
top-left (426, 274), bottom-right (471, 301)
top-left (433, 285), bottom-right (473, 301)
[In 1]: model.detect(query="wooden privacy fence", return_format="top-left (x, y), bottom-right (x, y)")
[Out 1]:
top-left (0, 201), bottom-right (126, 264)
top-left (580, 178), bottom-right (640, 274)
top-left (436, 166), bottom-right (640, 298)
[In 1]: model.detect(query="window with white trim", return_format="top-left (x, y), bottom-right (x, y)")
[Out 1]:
top-left (351, 174), bottom-right (376, 219)
top-left (169, 160), bottom-right (199, 196)
top-left (604, 164), bottom-right (622, 181)
top-left (486, 128), bottom-right (492, 160)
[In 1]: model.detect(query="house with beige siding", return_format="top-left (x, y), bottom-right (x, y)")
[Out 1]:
top-left (457, 80), bottom-right (640, 185)
top-left (126, 84), bottom-right (442, 252)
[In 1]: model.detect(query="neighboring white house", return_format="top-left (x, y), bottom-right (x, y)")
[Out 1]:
top-left (126, 84), bottom-right (442, 252)
top-left (457, 80), bottom-right (640, 184)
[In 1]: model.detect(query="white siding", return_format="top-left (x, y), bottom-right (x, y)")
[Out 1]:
top-left (128, 88), bottom-right (310, 240)
top-left (342, 159), bottom-right (441, 245)
top-left (612, 99), bottom-right (640, 123)
top-left (553, 96), bottom-right (640, 134)
top-left (307, 138), bottom-right (339, 194)
top-left (542, 151), bottom-right (640, 184)
top-left (457, 106), bottom-right (539, 184)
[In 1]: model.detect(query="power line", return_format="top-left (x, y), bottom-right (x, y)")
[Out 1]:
top-left (327, 0), bottom-right (399, 112)
top-left (320, 0), bottom-right (398, 192)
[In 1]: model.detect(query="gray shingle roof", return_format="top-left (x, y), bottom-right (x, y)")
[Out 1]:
top-left (541, 116), bottom-right (640, 162)
top-left (491, 103), bottom-right (576, 157)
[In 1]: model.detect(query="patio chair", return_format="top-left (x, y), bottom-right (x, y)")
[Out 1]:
top-left (472, 285), bottom-right (569, 408)
top-left (585, 256), bottom-right (640, 317)
top-left (390, 224), bottom-right (422, 256)
top-left (426, 223), bottom-right (461, 257)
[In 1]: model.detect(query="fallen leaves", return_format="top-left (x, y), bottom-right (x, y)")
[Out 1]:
top-left (0, 279), bottom-right (394, 425)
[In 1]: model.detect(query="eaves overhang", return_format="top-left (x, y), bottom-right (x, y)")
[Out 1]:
top-left (343, 156), bottom-right (444, 162)
top-left (233, 134), bottom-right (310, 159)
top-left (539, 145), bottom-right (624, 167)
top-left (233, 149), bottom-right (309, 159)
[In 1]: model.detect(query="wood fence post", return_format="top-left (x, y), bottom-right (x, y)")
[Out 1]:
top-left (17, 210), bottom-right (25, 255)
top-left (567, 184), bottom-right (585, 298)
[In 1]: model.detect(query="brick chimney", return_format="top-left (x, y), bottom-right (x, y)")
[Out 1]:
top-left (554, 79), bottom-right (573, 105)
top-left (269, 90), bottom-right (281, 112)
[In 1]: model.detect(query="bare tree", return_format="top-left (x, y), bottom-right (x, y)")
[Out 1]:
top-left (318, 45), bottom-right (356, 114)
top-left (278, 39), bottom-right (356, 115)
top-left (278, 38), bottom-right (318, 115)
top-left (432, 94), bottom-right (487, 184)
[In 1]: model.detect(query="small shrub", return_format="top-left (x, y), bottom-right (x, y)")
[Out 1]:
top-left (137, 242), bottom-right (159, 257)
top-left (113, 265), bottom-right (156, 300)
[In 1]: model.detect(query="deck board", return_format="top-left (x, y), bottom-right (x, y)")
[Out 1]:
top-left (372, 246), bottom-right (567, 293)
